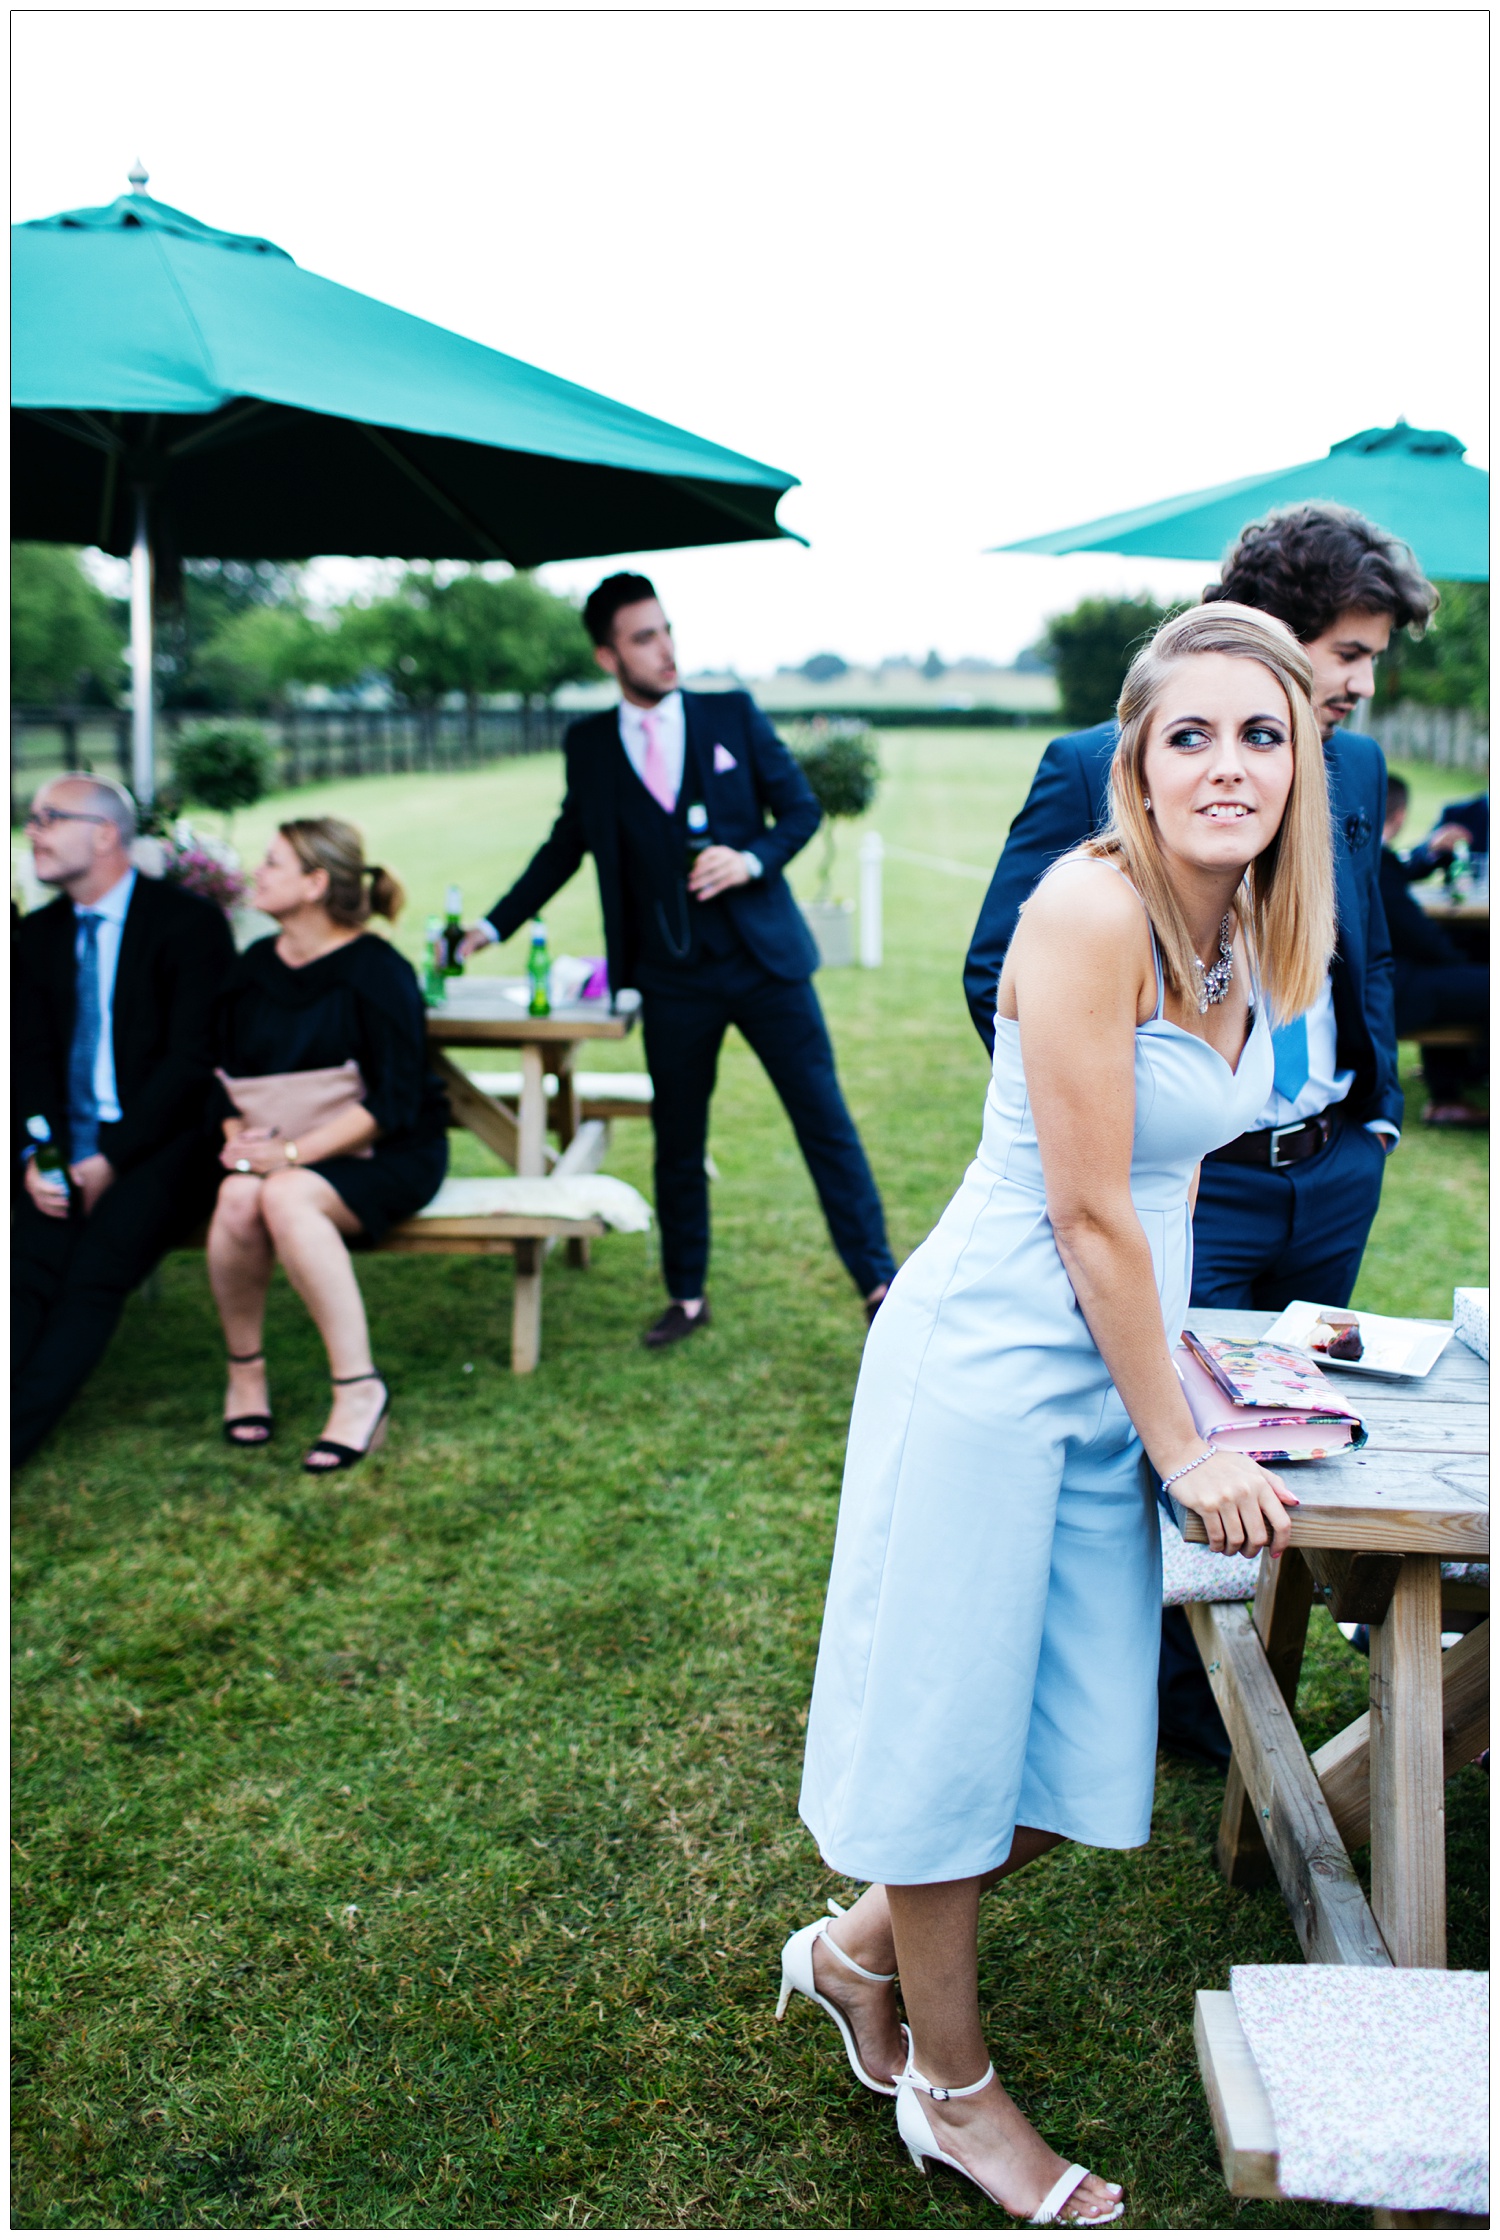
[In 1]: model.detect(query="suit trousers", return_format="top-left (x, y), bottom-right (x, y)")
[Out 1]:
top-left (1188, 1114), bottom-right (1388, 1315)
top-left (12, 1130), bottom-right (220, 1466)
top-left (640, 952), bottom-right (895, 1301)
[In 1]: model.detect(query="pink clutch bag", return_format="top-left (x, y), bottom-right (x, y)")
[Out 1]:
top-left (1173, 1329), bottom-right (1366, 1461)
top-left (216, 1062), bottom-right (374, 1158)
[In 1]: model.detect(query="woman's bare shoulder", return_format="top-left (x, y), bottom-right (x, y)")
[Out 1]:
top-left (1022, 856), bottom-right (1150, 948)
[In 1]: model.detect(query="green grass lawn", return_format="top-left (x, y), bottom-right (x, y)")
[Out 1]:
top-left (13, 734), bottom-right (1487, 2229)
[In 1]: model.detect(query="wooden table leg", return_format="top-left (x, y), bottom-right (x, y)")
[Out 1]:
top-left (517, 1043), bottom-right (548, 1177)
top-left (1368, 1554), bottom-right (1447, 1968)
top-left (551, 1045), bottom-right (591, 1268)
top-left (1215, 1549), bottom-right (1316, 1886)
top-left (512, 1239), bottom-right (542, 1374)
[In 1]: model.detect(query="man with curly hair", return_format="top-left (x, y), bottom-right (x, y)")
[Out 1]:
top-left (964, 504), bottom-right (1436, 1762)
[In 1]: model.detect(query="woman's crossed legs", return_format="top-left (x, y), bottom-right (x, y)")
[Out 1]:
top-left (208, 1169), bottom-right (386, 1454)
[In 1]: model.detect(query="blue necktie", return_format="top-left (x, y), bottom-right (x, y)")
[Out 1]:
top-left (1271, 1014), bottom-right (1310, 1103)
top-left (67, 911), bottom-right (103, 1161)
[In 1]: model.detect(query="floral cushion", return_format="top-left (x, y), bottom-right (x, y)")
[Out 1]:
top-left (1231, 1964), bottom-right (1488, 2213)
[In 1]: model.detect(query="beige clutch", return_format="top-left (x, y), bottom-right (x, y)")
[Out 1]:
top-left (216, 1061), bottom-right (375, 1157)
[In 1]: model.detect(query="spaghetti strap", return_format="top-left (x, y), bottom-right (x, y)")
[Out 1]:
top-left (1092, 858), bottom-right (1166, 1019)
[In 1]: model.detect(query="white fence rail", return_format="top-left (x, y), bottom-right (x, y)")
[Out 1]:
top-left (1370, 704), bottom-right (1488, 772)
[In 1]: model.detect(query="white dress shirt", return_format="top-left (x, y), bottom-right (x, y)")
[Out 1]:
top-left (479, 692), bottom-right (762, 947)
top-left (78, 868), bottom-right (136, 1125)
top-left (618, 690), bottom-right (686, 807)
top-left (1250, 969), bottom-right (1397, 1143)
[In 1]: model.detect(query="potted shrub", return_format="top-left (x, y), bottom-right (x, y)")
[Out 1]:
top-left (789, 719), bottom-right (879, 967)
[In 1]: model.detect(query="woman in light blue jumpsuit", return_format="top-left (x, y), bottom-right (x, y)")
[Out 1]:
top-left (781, 607), bottom-right (1336, 2227)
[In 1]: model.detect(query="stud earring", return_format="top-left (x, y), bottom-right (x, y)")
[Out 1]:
top-left (1143, 795), bottom-right (1152, 810)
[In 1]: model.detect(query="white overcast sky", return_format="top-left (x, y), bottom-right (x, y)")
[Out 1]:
top-left (12, 8), bottom-right (1489, 676)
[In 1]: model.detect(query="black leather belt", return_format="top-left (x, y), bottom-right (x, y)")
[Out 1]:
top-left (1206, 1110), bottom-right (1338, 1171)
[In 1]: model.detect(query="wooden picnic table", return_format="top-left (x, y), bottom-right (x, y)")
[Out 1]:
top-left (425, 977), bottom-right (637, 1180)
top-left (1413, 884), bottom-right (1488, 926)
top-left (1180, 1308), bottom-right (1487, 1974)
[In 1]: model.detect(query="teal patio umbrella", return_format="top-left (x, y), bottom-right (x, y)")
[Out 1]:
top-left (995, 422), bottom-right (1488, 583)
top-left (12, 171), bottom-right (801, 800)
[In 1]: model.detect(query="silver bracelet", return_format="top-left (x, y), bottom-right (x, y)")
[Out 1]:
top-left (1161, 1446), bottom-right (1217, 1493)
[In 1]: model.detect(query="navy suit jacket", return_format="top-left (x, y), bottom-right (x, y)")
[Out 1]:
top-left (487, 690), bottom-right (822, 993)
top-left (962, 721), bottom-right (1403, 1131)
top-left (13, 873), bottom-right (234, 1174)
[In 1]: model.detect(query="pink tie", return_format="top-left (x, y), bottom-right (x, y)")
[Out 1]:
top-left (641, 710), bottom-right (677, 814)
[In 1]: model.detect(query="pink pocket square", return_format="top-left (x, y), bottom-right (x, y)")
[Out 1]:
top-left (713, 744), bottom-right (738, 773)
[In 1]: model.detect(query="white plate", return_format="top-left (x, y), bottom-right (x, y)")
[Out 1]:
top-left (1261, 1299), bottom-right (1453, 1380)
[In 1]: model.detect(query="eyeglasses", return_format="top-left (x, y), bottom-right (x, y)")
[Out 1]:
top-left (25, 807), bottom-right (114, 830)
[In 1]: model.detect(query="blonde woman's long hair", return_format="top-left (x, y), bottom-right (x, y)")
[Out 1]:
top-left (280, 817), bottom-right (406, 928)
top-left (1076, 602), bottom-right (1335, 1023)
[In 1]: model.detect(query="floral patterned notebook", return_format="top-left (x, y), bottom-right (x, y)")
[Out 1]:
top-left (1173, 1330), bottom-right (1367, 1462)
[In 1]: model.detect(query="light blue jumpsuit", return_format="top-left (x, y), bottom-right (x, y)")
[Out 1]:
top-left (800, 940), bottom-right (1273, 1885)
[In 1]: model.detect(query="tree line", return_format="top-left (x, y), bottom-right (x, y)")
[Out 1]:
top-left (10, 546), bottom-right (598, 715)
top-left (1038, 588), bottom-right (1490, 733)
top-left (11, 543), bottom-right (1489, 732)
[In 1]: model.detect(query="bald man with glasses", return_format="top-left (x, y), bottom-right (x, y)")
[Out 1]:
top-left (13, 775), bottom-right (235, 1464)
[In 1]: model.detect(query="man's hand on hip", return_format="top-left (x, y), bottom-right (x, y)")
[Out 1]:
top-left (688, 846), bottom-right (755, 901)
top-left (69, 1154), bottom-right (116, 1215)
top-left (23, 1158), bottom-right (72, 1220)
top-left (457, 924), bottom-right (497, 963)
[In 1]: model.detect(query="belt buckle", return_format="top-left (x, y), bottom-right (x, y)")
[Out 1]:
top-left (1268, 1122), bottom-right (1303, 1169)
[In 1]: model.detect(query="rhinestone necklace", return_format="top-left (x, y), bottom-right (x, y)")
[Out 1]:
top-left (1195, 913), bottom-right (1236, 1014)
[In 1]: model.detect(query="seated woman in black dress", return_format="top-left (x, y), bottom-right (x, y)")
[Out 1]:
top-left (209, 818), bottom-right (448, 1471)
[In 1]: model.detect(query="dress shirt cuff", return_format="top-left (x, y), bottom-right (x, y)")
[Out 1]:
top-left (481, 919), bottom-right (501, 946)
top-left (1365, 1120), bottom-right (1401, 1146)
top-left (741, 850), bottom-right (764, 881)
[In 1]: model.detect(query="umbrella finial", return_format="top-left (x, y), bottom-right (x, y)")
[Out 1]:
top-left (127, 158), bottom-right (149, 193)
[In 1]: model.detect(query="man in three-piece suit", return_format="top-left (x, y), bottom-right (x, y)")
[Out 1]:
top-left (963, 504), bottom-right (1436, 1761)
top-left (13, 774), bottom-right (235, 1464)
top-left (461, 573), bottom-right (895, 1348)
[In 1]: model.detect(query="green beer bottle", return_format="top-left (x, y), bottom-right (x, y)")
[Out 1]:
top-left (422, 915), bottom-right (447, 1005)
top-left (441, 884), bottom-right (466, 978)
top-left (527, 921), bottom-right (552, 1017)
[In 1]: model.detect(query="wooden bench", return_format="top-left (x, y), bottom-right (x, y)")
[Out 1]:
top-left (165, 1120), bottom-right (644, 1375)
top-left (467, 1068), bottom-right (655, 1121)
top-left (383, 1175), bottom-right (607, 1374)
top-left (1196, 1977), bottom-right (1488, 2228)
top-left (381, 1120), bottom-right (646, 1372)
top-left (1400, 1027), bottom-right (1485, 1049)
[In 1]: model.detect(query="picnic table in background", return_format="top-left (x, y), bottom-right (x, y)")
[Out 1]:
top-left (1179, 1308), bottom-right (1487, 1973)
top-left (382, 980), bottom-right (654, 1372)
top-left (426, 978), bottom-right (642, 1187)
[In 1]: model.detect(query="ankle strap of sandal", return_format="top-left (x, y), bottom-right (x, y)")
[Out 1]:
top-left (815, 1920), bottom-right (896, 1985)
top-left (904, 2054), bottom-right (996, 2102)
top-left (331, 1369), bottom-right (381, 1385)
top-left (227, 1351), bottom-right (265, 1364)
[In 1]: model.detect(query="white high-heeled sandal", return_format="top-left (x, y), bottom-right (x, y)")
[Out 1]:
top-left (896, 2048), bottom-right (1124, 2227)
top-left (775, 1899), bottom-right (905, 2095)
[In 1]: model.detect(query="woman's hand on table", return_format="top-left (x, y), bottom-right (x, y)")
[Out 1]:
top-left (1169, 1451), bottom-right (1297, 1557)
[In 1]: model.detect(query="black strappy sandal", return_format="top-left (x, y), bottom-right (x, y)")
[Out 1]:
top-left (301, 1370), bottom-right (391, 1475)
top-left (223, 1350), bottom-right (275, 1447)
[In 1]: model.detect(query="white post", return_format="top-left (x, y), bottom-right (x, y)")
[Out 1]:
top-left (129, 489), bottom-right (155, 805)
top-left (859, 829), bottom-right (884, 968)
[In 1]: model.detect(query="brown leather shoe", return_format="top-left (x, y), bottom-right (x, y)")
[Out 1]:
top-left (643, 1300), bottom-right (712, 1350)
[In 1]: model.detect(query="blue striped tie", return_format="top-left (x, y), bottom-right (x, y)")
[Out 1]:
top-left (1271, 1014), bottom-right (1310, 1103)
top-left (67, 910), bottom-right (103, 1161)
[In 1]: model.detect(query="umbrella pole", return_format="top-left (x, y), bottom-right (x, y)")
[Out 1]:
top-left (129, 489), bottom-right (155, 806)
